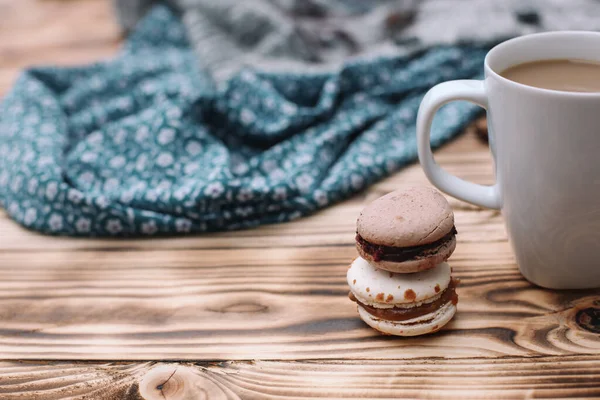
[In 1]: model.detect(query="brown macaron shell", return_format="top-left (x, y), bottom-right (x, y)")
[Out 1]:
top-left (356, 187), bottom-right (456, 273)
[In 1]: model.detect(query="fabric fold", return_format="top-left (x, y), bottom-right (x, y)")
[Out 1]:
top-left (0, 6), bottom-right (488, 236)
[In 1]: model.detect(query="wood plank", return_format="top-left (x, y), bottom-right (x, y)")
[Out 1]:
top-left (1, 356), bottom-right (600, 399)
top-left (0, 229), bottom-right (598, 360)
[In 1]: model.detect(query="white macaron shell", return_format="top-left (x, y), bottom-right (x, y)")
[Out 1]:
top-left (357, 302), bottom-right (456, 336)
top-left (347, 257), bottom-right (451, 309)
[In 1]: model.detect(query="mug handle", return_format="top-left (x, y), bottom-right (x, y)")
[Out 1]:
top-left (417, 80), bottom-right (501, 209)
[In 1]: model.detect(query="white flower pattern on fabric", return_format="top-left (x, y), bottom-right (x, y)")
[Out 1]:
top-left (81, 152), bottom-right (98, 163)
top-left (141, 220), bottom-right (158, 235)
top-left (166, 107), bottom-right (182, 119)
top-left (204, 182), bottom-right (224, 198)
top-left (27, 179), bottom-right (38, 195)
top-left (273, 187), bottom-right (287, 201)
top-left (96, 196), bottom-right (110, 209)
top-left (295, 174), bottom-right (314, 194)
top-left (76, 218), bottom-right (92, 233)
top-left (109, 156), bottom-right (126, 169)
top-left (173, 187), bottom-right (189, 201)
top-left (145, 190), bottom-right (159, 202)
top-left (45, 182), bottom-right (58, 201)
top-left (240, 109), bottom-right (256, 125)
top-left (313, 190), bottom-right (329, 206)
top-left (271, 169), bottom-right (285, 180)
top-left (79, 172), bottom-right (95, 185)
top-left (357, 155), bottom-right (373, 167)
top-left (184, 162), bottom-right (200, 174)
top-left (88, 131), bottom-right (103, 145)
top-left (120, 191), bottom-right (135, 203)
top-left (235, 206), bottom-right (253, 217)
top-left (232, 163), bottom-right (249, 175)
top-left (185, 141), bottom-right (202, 156)
top-left (158, 128), bottom-right (176, 145)
top-left (236, 188), bottom-right (253, 202)
top-left (281, 103), bottom-right (296, 115)
top-left (351, 174), bottom-right (365, 190)
top-left (156, 152), bottom-right (174, 167)
top-left (113, 130), bottom-right (127, 145)
top-left (250, 177), bottom-right (267, 190)
top-left (106, 219), bottom-right (123, 234)
top-left (48, 213), bottom-right (63, 231)
top-left (0, 172), bottom-right (8, 187)
top-left (24, 208), bottom-right (37, 225)
top-left (135, 126), bottom-right (150, 143)
top-left (175, 218), bottom-right (192, 232)
top-left (135, 154), bottom-right (148, 172)
top-left (67, 189), bottom-right (84, 204)
top-left (104, 178), bottom-right (119, 192)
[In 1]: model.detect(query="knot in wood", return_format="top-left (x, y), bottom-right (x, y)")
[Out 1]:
top-left (139, 364), bottom-right (231, 400)
top-left (575, 307), bottom-right (600, 334)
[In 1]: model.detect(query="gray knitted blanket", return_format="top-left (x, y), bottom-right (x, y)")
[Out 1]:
top-left (115, 0), bottom-right (600, 80)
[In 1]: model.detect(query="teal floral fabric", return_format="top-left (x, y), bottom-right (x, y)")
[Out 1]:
top-left (0, 6), bottom-right (487, 236)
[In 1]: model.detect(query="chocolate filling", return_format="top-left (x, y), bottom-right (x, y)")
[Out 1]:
top-left (356, 226), bottom-right (457, 262)
top-left (349, 278), bottom-right (459, 321)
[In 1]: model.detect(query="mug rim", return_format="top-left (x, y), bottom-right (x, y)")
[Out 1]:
top-left (484, 31), bottom-right (600, 97)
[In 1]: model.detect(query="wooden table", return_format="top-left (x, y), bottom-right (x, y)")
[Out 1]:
top-left (1, 1), bottom-right (599, 399)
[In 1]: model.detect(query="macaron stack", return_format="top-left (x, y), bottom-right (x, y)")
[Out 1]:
top-left (347, 187), bottom-right (459, 336)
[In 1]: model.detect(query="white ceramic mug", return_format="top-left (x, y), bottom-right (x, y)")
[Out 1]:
top-left (417, 31), bottom-right (600, 289)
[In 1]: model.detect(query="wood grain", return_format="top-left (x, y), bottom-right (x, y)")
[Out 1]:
top-left (1, 0), bottom-right (600, 398)
top-left (0, 133), bottom-right (598, 361)
top-left (0, 0), bottom-right (120, 96)
top-left (0, 246), bottom-right (597, 361)
top-left (2, 356), bottom-right (600, 399)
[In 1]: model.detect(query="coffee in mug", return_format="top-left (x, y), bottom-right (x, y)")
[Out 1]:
top-left (501, 59), bottom-right (600, 92)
